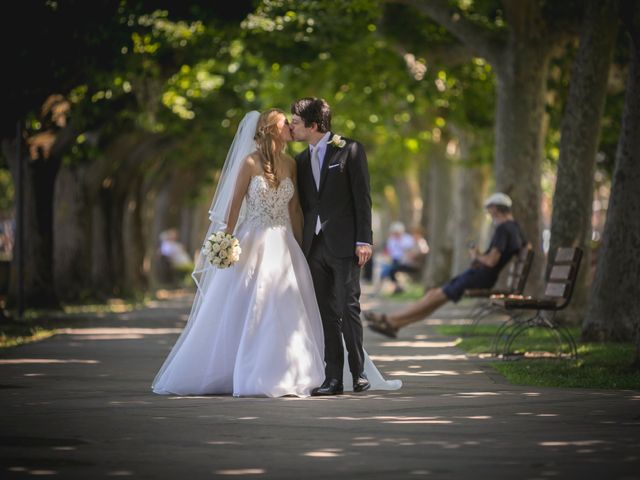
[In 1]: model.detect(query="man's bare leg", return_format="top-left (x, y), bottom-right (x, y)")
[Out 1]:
top-left (387, 288), bottom-right (449, 329)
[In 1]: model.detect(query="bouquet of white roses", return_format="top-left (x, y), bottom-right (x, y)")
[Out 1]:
top-left (202, 231), bottom-right (241, 268)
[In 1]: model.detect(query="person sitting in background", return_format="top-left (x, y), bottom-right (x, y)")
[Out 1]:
top-left (158, 229), bottom-right (193, 284)
top-left (387, 226), bottom-right (430, 288)
top-left (380, 222), bottom-right (416, 294)
top-left (365, 193), bottom-right (526, 337)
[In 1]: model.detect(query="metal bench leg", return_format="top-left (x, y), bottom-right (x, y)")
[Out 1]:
top-left (469, 304), bottom-right (492, 333)
top-left (502, 312), bottom-right (579, 359)
top-left (502, 314), bottom-right (538, 358)
top-left (491, 312), bottom-right (526, 356)
top-left (542, 315), bottom-right (578, 359)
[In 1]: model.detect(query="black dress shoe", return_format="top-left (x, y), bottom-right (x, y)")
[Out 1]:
top-left (311, 378), bottom-right (344, 396)
top-left (353, 373), bottom-right (370, 393)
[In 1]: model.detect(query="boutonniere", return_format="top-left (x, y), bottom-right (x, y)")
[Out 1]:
top-left (329, 134), bottom-right (347, 148)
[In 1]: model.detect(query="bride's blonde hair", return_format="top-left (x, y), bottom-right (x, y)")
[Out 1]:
top-left (254, 108), bottom-right (286, 188)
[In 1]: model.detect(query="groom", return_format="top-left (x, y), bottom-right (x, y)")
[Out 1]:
top-left (290, 97), bottom-right (373, 395)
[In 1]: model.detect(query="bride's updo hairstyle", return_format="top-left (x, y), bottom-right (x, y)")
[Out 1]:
top-left (254, 108), bottom-right (285, 188)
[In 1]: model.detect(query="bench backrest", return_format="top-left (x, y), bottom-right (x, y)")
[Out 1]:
top-left (505, 246), bottom-right (534, 294)
top-left (543, 247), bottom-right (583, 309)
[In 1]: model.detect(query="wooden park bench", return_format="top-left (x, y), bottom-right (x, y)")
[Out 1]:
top-left (489, 247), bottom-right (583, 359)
top-left (463, 245), bottom-right (534, 330)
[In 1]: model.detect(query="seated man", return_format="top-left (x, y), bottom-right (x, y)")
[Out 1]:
top-left (365, 193), bottom-right (526, 338)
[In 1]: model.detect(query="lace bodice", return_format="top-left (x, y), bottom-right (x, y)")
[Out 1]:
top-left (243, 175), bottom-right (294, 229)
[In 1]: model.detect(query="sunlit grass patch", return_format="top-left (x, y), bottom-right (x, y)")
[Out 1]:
top-left (493, 343), bottom-right (640, 390)
top-left (0, 295), bottom-right (152, 348)
top-left (437, 324), bottom-right (640, 390)
top-left (0, 325), bottom-right (56, 348)
top-left (381, 283), bottom-right (425, 301)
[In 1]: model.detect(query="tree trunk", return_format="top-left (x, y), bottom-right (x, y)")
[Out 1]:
top-left (449, 126), bottom-right (490, 276)
top-left (2, 138), bottom-right (61, 309)
top-left (54, 162), bottom-right (93, 301)
top-left (90, 197), bottom-right (112, 299)
top-left (394, 174), bottom-right (421, 229)
top-left (422, 141), bottom-right (453, 289)
top-left (494, 41), bottom-right (552, 293)
top-left (123, 174), bottom-right (148, 294)
top-left (549, 0), bottom-right (619, 325)
top-left (583, 21), bottom-right (640, 344)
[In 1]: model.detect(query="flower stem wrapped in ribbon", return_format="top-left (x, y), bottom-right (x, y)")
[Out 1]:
top-left (202, 232), bottom-right (241, 268)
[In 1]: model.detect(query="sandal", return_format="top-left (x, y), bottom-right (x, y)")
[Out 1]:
top-left (364, 312), bottom-right (398, 338)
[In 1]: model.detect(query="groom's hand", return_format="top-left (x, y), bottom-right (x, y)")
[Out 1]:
top-left (355, 245), bottom-right (372, 267)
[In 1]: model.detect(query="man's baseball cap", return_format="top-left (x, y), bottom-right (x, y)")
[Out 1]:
top-left (484, 192), bottom-right (512, 208)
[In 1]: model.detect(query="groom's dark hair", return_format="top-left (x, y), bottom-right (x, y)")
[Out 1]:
top-left (291, 97), bottom-right (331, 133)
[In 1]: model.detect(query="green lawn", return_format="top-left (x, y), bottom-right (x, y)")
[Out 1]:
top-left (0, 296), bottom-right (148, 348)
top-left (380, 282), bottom-right (425, 301)
top-left (437, 324), bottom-right (640, 390)
top-left (0, 323), bottom-right (55, 348)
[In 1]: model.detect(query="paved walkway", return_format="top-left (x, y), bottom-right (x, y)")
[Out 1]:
top-left (1, 289), bottom-right (639, 479)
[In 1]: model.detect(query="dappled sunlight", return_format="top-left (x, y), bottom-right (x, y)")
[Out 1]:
top-left (351, 440), bottom-right (380, 446)
top-left (168, 395), bottom-right (224, 400)
top-left (214, 469), bottom-right (266, 475)
top-left (109, 401), bottom-right (152, 405)
top-left (387, 369), bottom-right (472, 377)
top-left (303, 448), bottom-right (344, 458)
top-left (423, 318), bottom-right (472, 326)
top-left (443, 391), bottom-right (499, 398)
top-left (41, 327), bottom-right (186, 341)
top-left (388, 369), bottom-right (459, 376)
top-left (319, 415), bottom-right (453, 425)
top-left (379, 340), bottom-right (459, 348)
top-left (0, 358), bottom-right (99, 365)
top-left (370, 354), bottom-right (467, 361)
top-left (8, 467), bottom-right (58, 475)
top-left (72, 334), bottom-right (147, 340)
top-left (539, 440), bottom-right (608, 447)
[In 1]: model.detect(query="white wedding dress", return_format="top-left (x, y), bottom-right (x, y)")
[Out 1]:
top-left (152, 175), bottom-right (401, 397)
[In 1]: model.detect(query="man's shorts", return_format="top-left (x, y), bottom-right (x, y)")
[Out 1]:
top-left (442, 267), bottom-right (497, 303)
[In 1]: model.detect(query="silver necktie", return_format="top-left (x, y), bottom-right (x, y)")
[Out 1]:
top-left (311, 146), bottom-right (322, 234)
top-left (311, 146), bottom-right (321, 189)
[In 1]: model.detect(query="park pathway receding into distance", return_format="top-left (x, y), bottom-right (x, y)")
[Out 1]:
top-left (1, 288), bottom-right (639, 479)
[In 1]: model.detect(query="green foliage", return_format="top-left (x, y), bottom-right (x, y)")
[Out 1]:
top-left (0, 169), bottom-right (14, 212)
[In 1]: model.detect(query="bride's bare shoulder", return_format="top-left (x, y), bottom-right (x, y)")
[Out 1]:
top-left (243, 152), bottom-right (263, 174)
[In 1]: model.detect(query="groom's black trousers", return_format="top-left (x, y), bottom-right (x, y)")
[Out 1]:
top-left (308, 231), bottom-right (365, 382)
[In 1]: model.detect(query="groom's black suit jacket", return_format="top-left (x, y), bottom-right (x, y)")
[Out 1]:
top-left (296, 134), bottom-right (373, 258)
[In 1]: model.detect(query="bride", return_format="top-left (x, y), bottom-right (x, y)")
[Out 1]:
top-left (152, 109), bottom-right (401, 397)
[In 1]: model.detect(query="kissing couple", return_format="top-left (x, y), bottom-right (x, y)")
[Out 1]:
top-left (152, 97), bottom-right (401, 397)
